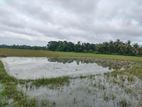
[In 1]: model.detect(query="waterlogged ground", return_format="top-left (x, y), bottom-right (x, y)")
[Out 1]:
top-left (18, 75), bottom-right (142, 107)
top-left (2, 57), bottom-right (112, 79)
top-left (1, 57), bottom-right (142, 107)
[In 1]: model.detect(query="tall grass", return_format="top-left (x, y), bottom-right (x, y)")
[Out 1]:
top-left (0, 61), bottom-right (36, 107)
top-left (0, 60), bottom-right (70, 107)
top-left (0, 48), bottom-right (142, 62)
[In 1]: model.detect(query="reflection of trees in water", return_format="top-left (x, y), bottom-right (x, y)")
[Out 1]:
top-left (48, 58), bottom-right (75, 64)
top-left (48, 58), bottom-right (133, 70)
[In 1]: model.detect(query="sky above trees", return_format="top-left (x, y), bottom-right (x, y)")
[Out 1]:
top-left (0, 0), bottom-right (142, 46)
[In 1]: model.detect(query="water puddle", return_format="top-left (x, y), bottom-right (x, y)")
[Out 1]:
top-left (18, 74), bottom-right (142, 107)
top-left (1, 57), bottom-right (113, 80)
top-left (1, 57), bottom-right (141, 107)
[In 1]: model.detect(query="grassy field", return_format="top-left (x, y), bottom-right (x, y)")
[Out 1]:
top-left (0, 48), bottom-right (142, 107)
top-left (0, 60), bottom-right (70, 107)
top-left (0, 61), bottom-right (36, 107)
top-left (0, 48), bottom-right (142, 62)
top-left (0, 58), bottom-right (142, 107)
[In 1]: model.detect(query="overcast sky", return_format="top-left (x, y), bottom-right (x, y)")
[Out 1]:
top-left (0, 0), bottom-right (142, 46)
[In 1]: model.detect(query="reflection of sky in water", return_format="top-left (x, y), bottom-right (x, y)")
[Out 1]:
top-left (2, 57), bottom-right (111, 80)
top-left (18, 75), bottom-right (142, 107)
top-left (1, 57), bottom-right (141, 107)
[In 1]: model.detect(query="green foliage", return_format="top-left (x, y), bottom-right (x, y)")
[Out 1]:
top-left (47, 40), bottom-right (142, 56)
top-left (0, 61), bottom-right (36, 107)
top-left (32, 76), bottom-right (69, 87)
top-left (0, 48), bottom-right (142, 62)
top-left (0, 61), bottom-right (70, 106)
top-left (0, 39), bottom-right (142, 56)
top-left (119, 99), bottom-right (130, 107)
top-left (96, 39), bottom-right (142, 56)
top-left (47, 41), bottom-right (96, 52)
top-left (0, 44), bottom-right (47, 50)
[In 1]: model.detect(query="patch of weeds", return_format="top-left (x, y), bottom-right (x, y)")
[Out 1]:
top-left (98, 84), bottom-right (106, 90)
top-left (32, 76), bottom-right (70, 87)
top-left (103, 92), bottom-right (109, 102)
top-left (79, 75), bottom-right (88, 79)
top-left (0, 97), bottom-right (9, 107)
top-left (111, 78), bottom-right (120, 85)
top-left (0, 84), bottom-right (9, 107)
top-left (119, 99), bottom-right (130, 107)
top-left (110, 93), bottom-right (116, 100)
top-left (94, 82), bottom-right (106, 90)
top-left (40, 99), bottom-right (56, 107)
top-left (0, 60), bottom-right (71, 106)
top-left (119, 76), bottom-right (126, 82)
top-left (127, 64), bottom-right (142, 79)
top-left (127, 76), bottom-right (135, 83)
top-left (103, 92), bottom-right (116, 102)
top-left (0, 61), bottom-right (36, 107)
top-left (139, 97), bottom-right (142, 107)
top-left (78, 75), bottom-right (95, 79)
top-left (124, 88), bottom-right (133, 94)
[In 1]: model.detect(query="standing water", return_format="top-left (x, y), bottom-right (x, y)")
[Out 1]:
top-left (1, 57), bottom-right (111, 80)
top-left (1, 57), bottom-right (142, 107)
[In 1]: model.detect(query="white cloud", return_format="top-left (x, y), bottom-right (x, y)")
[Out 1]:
top-left (0, 0), bottom-right (142, 45)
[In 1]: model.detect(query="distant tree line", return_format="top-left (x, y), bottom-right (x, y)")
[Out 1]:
top-left (47, 41), bottom-right (95, 52)
top-left (0, 44), bottom-right (47, 50)
top-left (47, 40), bottom-right (142, 56)
top-left (0, 39), bottom-right (142, 56)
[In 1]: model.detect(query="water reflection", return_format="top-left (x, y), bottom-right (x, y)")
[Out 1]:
top-left (2, 57), bottom-right (113, 80)
top-left (48, 58), bottom-right (133, 70)
top-left (18, 74), bottom-right (142, 107)
top-left (1, 57), bottom-right (141, 107)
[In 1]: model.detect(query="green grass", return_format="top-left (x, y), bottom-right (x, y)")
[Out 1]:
top-left (32, 76), bottom-right (69, 87)
top-left (105, 68), bottom-right (142, 81)
top-left (0, 61), bottom-right (36, 107)
top-left (0, 61), bottom-right (70, 107)
top-left (127, 64), bottom-right (142, 79)
top-left (0, 48), bottom-right (142, 107)
top-left (119, 98), bottom-right (130, 107)
top-left (0, 48), bottom-right (142, 62)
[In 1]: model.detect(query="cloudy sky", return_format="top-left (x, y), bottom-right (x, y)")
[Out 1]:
top-left (0, 0), bottom-right (142, 46)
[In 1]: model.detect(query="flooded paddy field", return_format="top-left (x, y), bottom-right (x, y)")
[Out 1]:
top-left (1, 57), bottom-right (112, 80)
top-left (0, 57), bottom-right (142, 107)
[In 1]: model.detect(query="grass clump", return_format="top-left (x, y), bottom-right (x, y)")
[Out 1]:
top-left (119, 99), bottom-right (130, 107)
top-left (0, 60), bottom-right (70, 106)
top-left (103, 92), bottom-right (116, 102)
top-left (32, 76), bottom-right (70, 87)
top-left (0, 84), bottom-right (9, 107)
top-left (127, 64), bottom-right (142, 79)
top-left (0, 61), bottom-right (36, 107)
top-left (1, 48), bottom-right (142, 62)
top-left (106, 63), bottom-right (142, 80)
top-left (0, 61), bottom-right (69, 107)
top-left (127, 76), bottom-right (135, 82)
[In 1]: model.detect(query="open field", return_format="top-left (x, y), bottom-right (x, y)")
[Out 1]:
top-left (0, 58), bottom-right (142, 107)
top-left (0, 60), bottom-right (70, 107)
top-left (0, 48), bottom-right (142, 62)
top-left (0, 49), bottom-right (142, 107)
